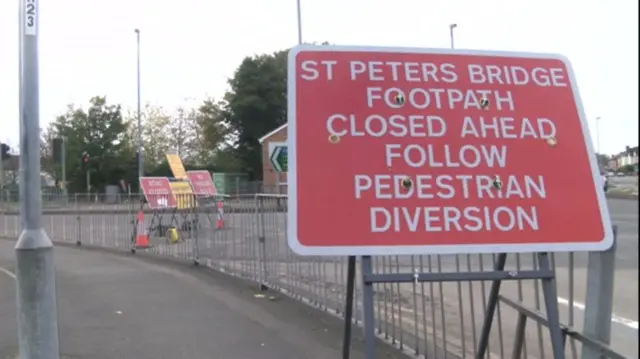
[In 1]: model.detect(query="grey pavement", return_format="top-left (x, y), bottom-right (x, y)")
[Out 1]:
top-left (0, 240), bottom-right (409, 359)
top-left (608, 176), bottom-right (639, 198)
top-left (609, 175), bottom-right (638, 188)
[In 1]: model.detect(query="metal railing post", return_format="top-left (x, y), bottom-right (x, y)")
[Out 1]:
top-left (581, 225), bottom-right (618, 359)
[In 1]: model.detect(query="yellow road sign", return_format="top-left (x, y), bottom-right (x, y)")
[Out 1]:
top-left (169, 181), bottom-right (196, 209)
top-left (166, 153), bottom-right (188, 180)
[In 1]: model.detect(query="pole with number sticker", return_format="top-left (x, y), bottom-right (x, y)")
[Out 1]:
top-left (15, 0), bottom-right (61, 358)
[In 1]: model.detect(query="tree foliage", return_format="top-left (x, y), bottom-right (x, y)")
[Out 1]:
top-left (42, 97), bottom-right (135, 192)
top-left (222, 50), bottom-right (288, 179)
top-left (36, 47), bottom-right (296, 192)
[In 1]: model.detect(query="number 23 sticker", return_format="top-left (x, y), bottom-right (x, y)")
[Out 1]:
top-left (24, 0), bottom-right (37, 36)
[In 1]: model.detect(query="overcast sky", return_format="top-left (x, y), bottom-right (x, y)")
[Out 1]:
top-left (0, 0), bottom-right (637, 155)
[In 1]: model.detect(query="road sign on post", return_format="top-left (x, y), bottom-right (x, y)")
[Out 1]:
top-left (268, 142), bottom-right (288, 172)
top-left (286, 45), bottom-right (613, 256)
top-left (139, 177), bottom-right (177, 209)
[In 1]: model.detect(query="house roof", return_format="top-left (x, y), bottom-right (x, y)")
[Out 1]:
top-left (258, 123), bottom-right (288, 144)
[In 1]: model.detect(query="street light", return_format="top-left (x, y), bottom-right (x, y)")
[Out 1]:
top-left (135, 28), bottom-right (144, 177)
top-left (296, 0), bottom-right (303, 44)
top-left (17, 0), bottom-right (61, 356)
top-left (449, 23), bottom-right (457, 49)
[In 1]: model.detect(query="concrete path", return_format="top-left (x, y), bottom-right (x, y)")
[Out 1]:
top-left (0, 240), bottom-right (408, 359)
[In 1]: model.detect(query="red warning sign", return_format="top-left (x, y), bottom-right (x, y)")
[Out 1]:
top-left (139, 177), bottom-right (177, 209)
top-left (286, 45), bottom-right (613, 256)
top-left (186, 170), bottom-right (217, 197)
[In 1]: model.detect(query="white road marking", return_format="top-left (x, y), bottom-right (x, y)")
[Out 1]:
top-left (558, 297), bottom-right (638, 330)
top-left (0, 266), bottom-right (16, 280)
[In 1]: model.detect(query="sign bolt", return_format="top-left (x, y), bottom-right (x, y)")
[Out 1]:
top-left (479, 96), bottom-right (490, 109)
top-left (328, 134), bottom-right (341, 144)
top-left (492, 175), bottom-right (503, 190)
top-left (401, 177), bottom-right (413, 189)
top-left (394, 94), bottom-right (405, 106)
top-left (546, 136), bottom-right (558, 147)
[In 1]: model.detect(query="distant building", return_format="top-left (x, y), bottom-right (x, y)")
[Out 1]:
top-left (610, 146), bottom-right (638, 170)
top-left (258, 123), bottom-right (288, 193)
top-left (1, 155), bottom-right (56, 187)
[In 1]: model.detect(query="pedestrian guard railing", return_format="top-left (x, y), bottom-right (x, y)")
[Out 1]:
top-left (0, 192), bottom-right (630, 359)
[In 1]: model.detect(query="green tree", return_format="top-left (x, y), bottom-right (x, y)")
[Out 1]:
top-left (193, 98), bottom-right (237, 168)
top-left (619, 164), bottom-right (636, 174)
top-left (127, 103), bottom-right (206, 173)
top-left (221, 50), bottom-right (288, 179)
top-left (595, 153), bottom-right (610, 169)
top-left (1, 142), bottom-right (14, 187)
top-left (126, 104), bottom-right (172, 170)
top-left (44, 97), bottom-right (134, 192)
top-left (168, 106), bottom-right (198, 162)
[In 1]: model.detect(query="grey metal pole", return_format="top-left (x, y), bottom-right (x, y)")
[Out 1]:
top-left (449, 23), bottom-right (457, 49)
top-left (61, 138), bottom-right (66, 197)
top-left (581, 226), bottom-right (617, 359)
top-left (0, 146), bottom-right (4, 189)
top-left (135, 28), bottom-right (144, 178)
top-left (296, 0), bottom-right (302, 44)
top-left (16, 0), bottom-right (61, 358)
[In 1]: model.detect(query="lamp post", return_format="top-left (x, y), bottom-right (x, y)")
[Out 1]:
top-left (296, 0), bottom-right (303, 44)
top-left (449, 23), bottom-right (457, 49)
top-left (135, 28), bottom-right (143, 177)
top-left (16, 0), bottom-right (61, 357)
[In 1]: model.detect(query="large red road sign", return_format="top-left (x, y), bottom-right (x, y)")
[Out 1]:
top-left (139, 177), bottom-right (177, 209)
top-left (287, 45), bottom-right (613, 256)
top-left (186, 170), bottom-right (217, 196)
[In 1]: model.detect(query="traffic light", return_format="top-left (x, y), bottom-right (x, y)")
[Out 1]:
top-left (81, 151), bottom-right (90, 168)
top-left (52, 138), bottom-right (63, 164)
top-left (1, 143), bottom-right (10, 161)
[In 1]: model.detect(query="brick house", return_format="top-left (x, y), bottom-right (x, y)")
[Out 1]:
top-left (610, 146), bottom-right (639, 170)
top-left (258, 123), bottom-right (288, 193)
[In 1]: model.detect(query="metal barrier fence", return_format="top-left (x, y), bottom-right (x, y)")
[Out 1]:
top-left (0, 193), bottom-right (627, 359)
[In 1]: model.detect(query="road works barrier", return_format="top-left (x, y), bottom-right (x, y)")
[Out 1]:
top-left (0, 193), bottom-right (628, 359)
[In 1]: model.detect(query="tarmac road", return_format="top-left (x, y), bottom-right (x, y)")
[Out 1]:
top-left (0, 240), bottom-right (408, 359)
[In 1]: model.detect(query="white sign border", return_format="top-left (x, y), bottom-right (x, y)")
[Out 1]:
top-left (287, 44), bottom-right (614, 256)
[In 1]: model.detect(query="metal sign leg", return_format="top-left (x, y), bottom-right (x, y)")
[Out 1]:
top-left (361, 255), bottom-right (376, 359)
top-left (537, 252), bottom-right (565, 359)
top-left (476, 253), bottom-right (507, 359)
top-left (342, 255), bottom-right (356, 359)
